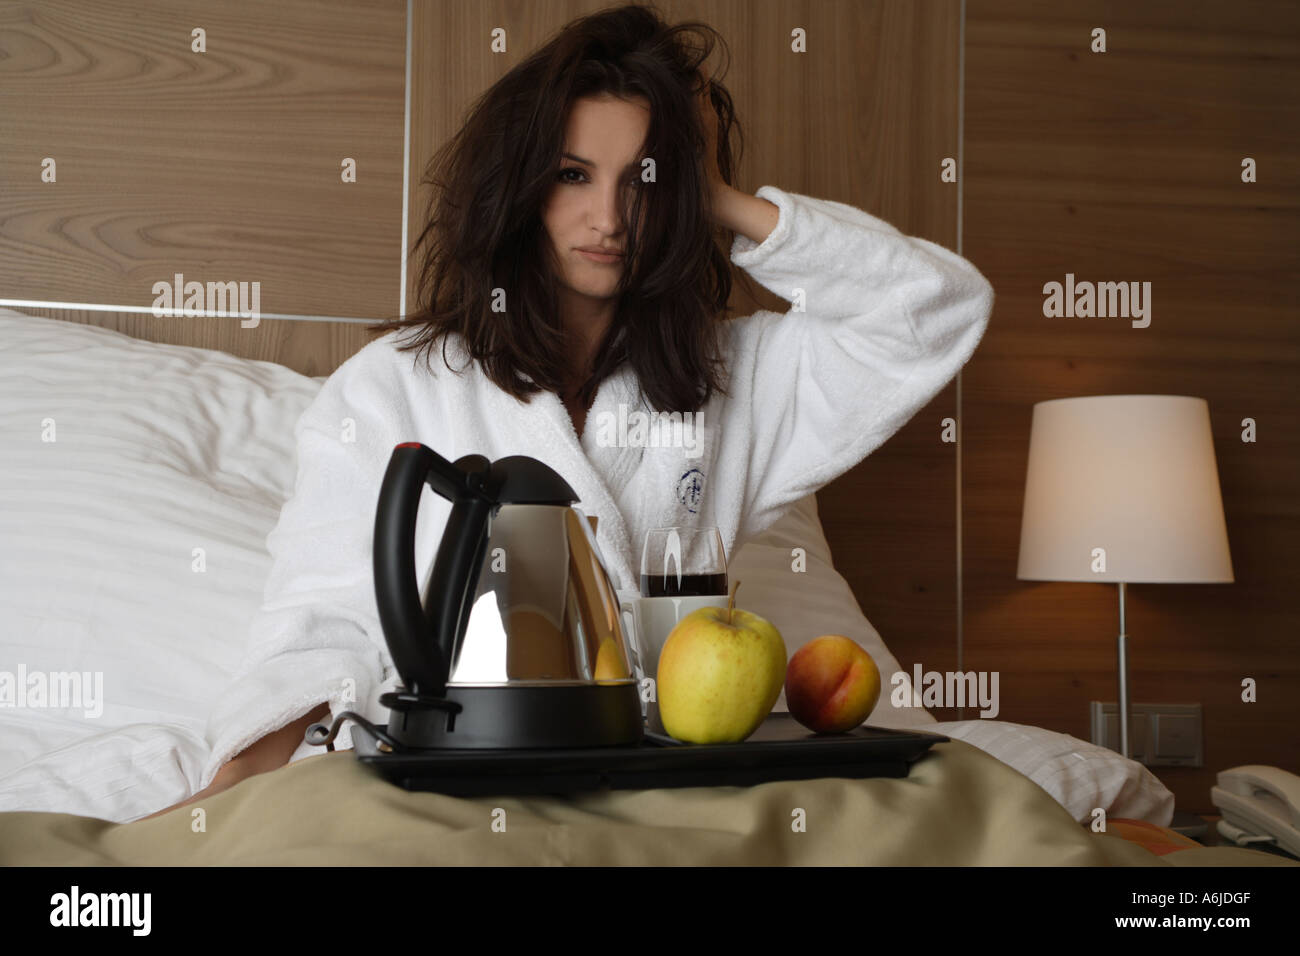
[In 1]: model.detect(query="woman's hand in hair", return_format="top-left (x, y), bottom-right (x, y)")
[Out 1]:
top-left (696, 71), bottom-right (779, 245)
top-left (695, 71), bottom-right (723, 193)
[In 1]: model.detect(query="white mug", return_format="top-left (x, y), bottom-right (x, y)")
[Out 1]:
top-left (619, 594), bottom-right (729, 735)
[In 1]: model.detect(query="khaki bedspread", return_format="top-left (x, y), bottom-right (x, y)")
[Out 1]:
top-left (1, 739), bottom-right (1293, 866)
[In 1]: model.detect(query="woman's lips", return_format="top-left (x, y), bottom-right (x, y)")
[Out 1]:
top-left (576, 249), bottom-right (623, 264)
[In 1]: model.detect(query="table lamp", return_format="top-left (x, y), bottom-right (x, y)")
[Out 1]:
top-left (1016, 395), bottom-right (1234, 758)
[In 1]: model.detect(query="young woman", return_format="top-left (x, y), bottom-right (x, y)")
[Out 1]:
top-left (149, 4), bottom-right (993, 818)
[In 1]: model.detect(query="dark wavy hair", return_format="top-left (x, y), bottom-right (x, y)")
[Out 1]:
top-left (367, 2), bottom-right (748, 415)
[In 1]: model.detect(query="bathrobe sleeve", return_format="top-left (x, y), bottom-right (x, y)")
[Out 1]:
top-left (199, 340), bottom-right (407, 791)
top-left (726, 185), bottom-right (994, 545)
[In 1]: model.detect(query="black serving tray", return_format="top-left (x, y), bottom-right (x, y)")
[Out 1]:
top-left (350, 712), bottom-right (949, 796)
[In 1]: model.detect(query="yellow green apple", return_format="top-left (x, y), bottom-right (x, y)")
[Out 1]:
top-left (656, 581), bottom-right (787, 743)
top-left (785, 635), bottom-right (881, 734)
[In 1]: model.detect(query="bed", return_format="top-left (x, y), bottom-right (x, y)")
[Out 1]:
top-left (0, 307), bottom-right (1291, 867)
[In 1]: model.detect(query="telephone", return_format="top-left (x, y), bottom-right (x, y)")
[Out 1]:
top-left (1210, 765), bottom-right (1300, 859)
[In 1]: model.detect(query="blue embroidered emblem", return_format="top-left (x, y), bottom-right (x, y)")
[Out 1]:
top-left (676, 468), bottom-right (705, 514)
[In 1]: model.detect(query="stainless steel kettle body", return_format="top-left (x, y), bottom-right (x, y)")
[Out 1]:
top-left (372, 442), bottom-right (643, 749)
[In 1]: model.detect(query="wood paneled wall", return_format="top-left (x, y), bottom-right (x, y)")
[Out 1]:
top-left (0, 0), bottom-right (406, 375)
top-left (965, 0), bottom-right (1300, 811)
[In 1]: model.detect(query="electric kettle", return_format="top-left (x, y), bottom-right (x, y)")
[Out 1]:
top-left (369, 441), bottom-right (644, 750)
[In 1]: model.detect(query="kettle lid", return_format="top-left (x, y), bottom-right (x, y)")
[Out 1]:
top-left (485, 454), bottom-right (580, 506)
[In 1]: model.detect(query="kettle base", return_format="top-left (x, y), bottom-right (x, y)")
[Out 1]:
top-left (385, 682), bottom-right (644, 749)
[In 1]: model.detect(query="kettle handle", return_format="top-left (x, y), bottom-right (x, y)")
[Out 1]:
top-left (373, 442), bottom-right (491, 697)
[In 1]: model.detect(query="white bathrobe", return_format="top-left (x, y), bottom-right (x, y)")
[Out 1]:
top-left (199, 184), bottom-right (994, 789)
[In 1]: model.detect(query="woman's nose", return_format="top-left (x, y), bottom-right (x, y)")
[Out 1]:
top-left (590, 182), bottom-right (625, 234)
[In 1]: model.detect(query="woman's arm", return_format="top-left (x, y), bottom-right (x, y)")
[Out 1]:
top-left (722, 184), bottom-right (995, 546)
top-left (696, 73), bottom-right (780, 246)
top-left (693, 78), bottom-right (993, 544)
top-left (714, 183), bottom-right (780, 247)
top-left (141, 703), bottom-right (330, 820)
top-left (221, 702), bottom-right (331, 776)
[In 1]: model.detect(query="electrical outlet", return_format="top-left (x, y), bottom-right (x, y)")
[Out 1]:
top-left (1088, 702), bottom-right (1203, 766)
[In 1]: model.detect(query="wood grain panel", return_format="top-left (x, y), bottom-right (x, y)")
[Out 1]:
top-left (9, 305), bottom-right (376, 378)
top-left (0, 0), bottom-right (406, 371)
top-left (965, 0), bottom-right (1300, 811)
top-left (409, 0), bottom-right (966, 694)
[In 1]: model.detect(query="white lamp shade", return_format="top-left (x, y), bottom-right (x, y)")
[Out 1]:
top-left (1016, 395), bottom-right (1234, 583)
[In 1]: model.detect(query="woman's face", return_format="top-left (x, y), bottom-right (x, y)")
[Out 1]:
top-left (541, 93), bottom-right (650, 304)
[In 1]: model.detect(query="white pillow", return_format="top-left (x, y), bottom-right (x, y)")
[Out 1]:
top-left (923, 720), bottom-right (1176, 826)
top-left (0, 308), bottom-right (321, 821)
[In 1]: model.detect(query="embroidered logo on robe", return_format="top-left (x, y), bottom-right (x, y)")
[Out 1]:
top-left (676, 468), bottom-right (705, 514)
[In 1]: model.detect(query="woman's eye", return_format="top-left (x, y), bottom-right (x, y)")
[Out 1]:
top-left (555, 167), bottom-right (642, 188)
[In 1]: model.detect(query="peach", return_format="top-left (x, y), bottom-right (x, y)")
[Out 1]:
top-left (785, 635), bottom-right (881, 733)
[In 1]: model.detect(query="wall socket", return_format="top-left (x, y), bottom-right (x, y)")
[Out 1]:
top-left (1089, 702), bottom-right (1203, 766)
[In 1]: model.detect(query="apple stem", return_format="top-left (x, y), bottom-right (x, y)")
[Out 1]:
top-left (728, 579), bottom-right (740, 625)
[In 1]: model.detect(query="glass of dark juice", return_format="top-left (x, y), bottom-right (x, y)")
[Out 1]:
top-left (638, 527), bottom-right (728, 598)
